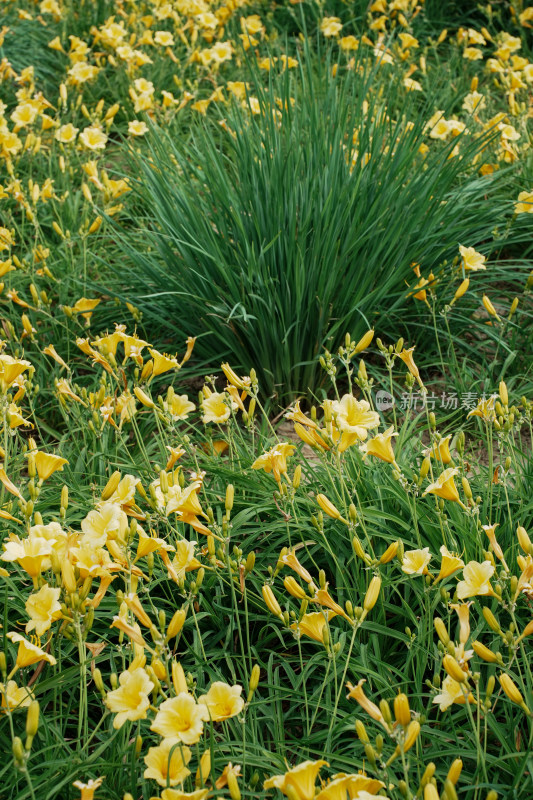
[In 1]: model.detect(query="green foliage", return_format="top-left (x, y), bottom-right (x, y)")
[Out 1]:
top-left (115, 52), bottom-right (527, 401)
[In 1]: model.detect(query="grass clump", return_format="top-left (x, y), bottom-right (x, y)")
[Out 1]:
top-left (116, 52), bottom-right (528, 400)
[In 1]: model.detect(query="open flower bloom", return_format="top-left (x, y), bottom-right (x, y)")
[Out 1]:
top-left (397, 347), bottom-right (422, 385)
top-left (290, 611), bottom-right (336, 642)
top-left (167, 394), bottom-right (196, 420)
top-left (201, 387), bottom-right (236, 424)
top-left (252, 442), bottom-right (296, 483)
top-left (81, 503), bottom-right (128, 547)
top-left (0, 354), bottom-right (32, 391)
top-left (155, 790), bottom-right (210, 800)
top-left (467, 396), bottom-right (496, 421)
top-left (25, 584), bottom-right (62, 636)
top-left (515, 190), bottom-right (533, 214)
top-left (264, 760), bottom-right (328, 800)
top-left (433, 675), bottom-right (475, 711)
top-left (346, 679), bottom-right (387, 728)
top-left (424, 435), bottom-right (452, 464)
top-left (7, 632), bottom-right (57, 670)
top-left (32, 451), bottom-right (68, 481)
top-left (457, 561), bottom-right (497, 599)
top-left (402, 548), bottom-right (431, 576)
top-left (2, 535), bottom-right (53, 578)
top-left (72, 777), bottom-right (105, 800)
top-left (434, 545), bottom-right (464, 582)
top-left (0, 680), bottom-right (35, 711)
top-left (482, 524), bottom-right (508, 567)
top-left (105, 667), bottom-right (154, 728)
top-left (316, 773), bottom-right (386, 800)
top-left (331, 395), bottom-right (380, 444)
top-left (151, 692), bottom-right (210, 745)
top-left (280, 550), bottom-right (315, 584)
top-left (360, 426), bottom-right (398, 463)
top-left (144, 739), bottom-right (191, 787)
top-left (422, 468), bottom-right (461, 503)
top-left (198, 682), bottom-right (244, 721)
top-left (312, 585), bottom-right (351, 621)
top-left (459, 245), bottom-right (486, 271)
top-left (450, 602), bottom-right (472, 645)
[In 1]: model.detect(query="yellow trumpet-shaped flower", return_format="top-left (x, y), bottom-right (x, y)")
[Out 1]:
top-left (72, 777), bottom-right (105, 800)
top-left (402, 547), bottom-right (431, 576)
top-left (433, 675), bottom-right (475, 711)
top-left (221, 363), bottom-right (251, 391)
top-left (291, 611), bottom-right (336, 642)
top-left (198, 682), bottom-right (244, 721)
top-left (450, 603), bottom-right (472, 645)
top-left (105, 668), bottom-right (154, 729)
top-left (148, 348), bottom-right (179, 377)
top-left (151, 692), bottom-right (210, 745)
top-left (201, 390), bottom-right (233, 424)
top-left (167, 394), bottom-right (196, 420)
top-left (514, 190), bottom-right (533, 214)
top-left (467, 395), bottom-right (496, 421)
top-left (331, 395), bottom-right (380, 443)
top-left (7, 632), bottom-right (57, 670)
top-left (424, 435), bottom-right (452, 465)
top-left (459, 245), bottom-right (486, 272)
top-left (144, 739), bottom-right (191, 787)
top-left (316, 773), bottom-right (386, 800)
top-left (422, 467), bottom-right (461, 503)
top-left (482, 523), bottom-right (508, 568)
top-left (346, 679), bottom-right (388, 728)
top-left (252, 443), bottom-right (296, 483)
top-left (0, 353), bottom-right (32, 391)
top-left (155, 790), bottom-right (210, 800)
top-left (312, 585), bottom-right (351, 621)
top-left (25, 585), bottom-right (62, 636)
top-left (457, 560), bottom-right (496, 600)
top-left (264, 759), bottom-right (328, 800)
top-left (2, 535), bottom-right (52, 578)
top-left (397, 347), bottom-right (422, 386)
top-left (31, 451), bottom-right (68, 481)
top-left (280, 550), bottom-right (314, 584)
top-left (434, 545), bottom-right (464, 582)
top-left (360, 426), bottom-right (398, 463)
top-left (0, 680), bottom-right (35, 711)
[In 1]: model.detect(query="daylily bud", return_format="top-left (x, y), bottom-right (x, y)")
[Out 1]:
top-left (262, 585), bottom-right (283, 619)
top-left (453, 278), bottom-right (469, 302)
top-left (499, 381), bottom-right (508, 406)
top-left (394, 693), bottom-right (411, 727)
top-left (498, 673), bottom-right (526, 708)
top-left (166, 608), bottom-right (187, 641)
top-left (482, 295), bottom-right (499, 319)
top-left (284, 576), bottom-right (307, 600)
top-left (363, 576), bottom-right (381, 611)
top-left (134, 386), bottom-right (155, 408)
top-left (26, 700), bottom-right (40, 739)
top-left (434, 617), bottom-right (450, 646)
top-left (248, 664), bottom-right (260, 696)
top-left (317, 493), bottom-right (342, 520)
top-left (446, 758), bottom-right (463, 785)
top-left (101, 471), bottom-right (121, 500)
top-left (355, 719), bottom-right (369, 743)
top-left (472, 641), bottom-right (499, 663)
top-left (225, 484), bottom-right (234, 515)
top-left (380, 540), bottom-right (399, 563)
top-left (403, 720), bottom-right (420, 751)
top-left (354, 329), bottom-right (374, 354)
top-left (443, 655), bottom-right (467, 683)
top-left (517, 526), bottom-right (532, 554)
top-left (483, 607), bottom-right (501, 633)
